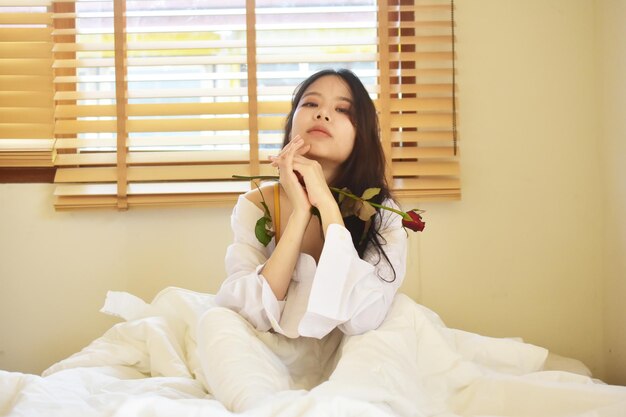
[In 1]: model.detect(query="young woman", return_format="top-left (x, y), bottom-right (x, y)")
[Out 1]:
top-left (197, 69), bottom-right (409, 412)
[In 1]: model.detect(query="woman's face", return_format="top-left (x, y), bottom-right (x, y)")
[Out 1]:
top-left (290, 75), bottom-right (356, 169)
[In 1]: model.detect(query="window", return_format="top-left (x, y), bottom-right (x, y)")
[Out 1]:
top-left (0, 0), bottom-right (458, 209)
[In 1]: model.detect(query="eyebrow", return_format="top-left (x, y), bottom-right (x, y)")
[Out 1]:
top-left (302, 91), bottom-right (353, 104)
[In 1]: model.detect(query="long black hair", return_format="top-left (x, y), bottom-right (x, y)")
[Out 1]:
top-left (282, 68), bottom-right (397, 282)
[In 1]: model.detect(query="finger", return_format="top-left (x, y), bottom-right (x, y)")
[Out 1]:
top-left (287, 137), bottom-right (304, 153)
top-left (295, 143), bottom-right (310, 156)
top-left (271, 140), bottom-right (308, 171)
top-left (270, 141), bottom-right (302, 166)
top-left (282, 141), bottom-right (304, 165)
top-left (292, 154), bottom-right (318, 168)
top-left (276, 139), bottom-right (302, 161)
top-left (292, 157), bottom-right (324, 183)
top-left (278, 135), bottom-right (302, 155)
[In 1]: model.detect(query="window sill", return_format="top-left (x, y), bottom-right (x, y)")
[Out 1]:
top-left (0, 167), bottom-right (56, 184)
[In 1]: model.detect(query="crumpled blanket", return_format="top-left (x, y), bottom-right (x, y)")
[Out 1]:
top-left (1, 287), bottom-right (625, 417)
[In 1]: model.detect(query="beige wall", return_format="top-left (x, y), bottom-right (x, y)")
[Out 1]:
top-left (597, 0), bottom-right (626, 385)
top-left (0, 184), bottom-right (233, 374)
top-left (0, 0), bottom-right (622, 383)
top-left (413, 0), bottom-right (606, 378)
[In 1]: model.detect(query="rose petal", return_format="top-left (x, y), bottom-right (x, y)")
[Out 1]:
top-left (402, 210), bottom-right (426, 232)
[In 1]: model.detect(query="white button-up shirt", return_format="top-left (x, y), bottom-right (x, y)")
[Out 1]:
top-left (215, 195), bottom-right (408, 339)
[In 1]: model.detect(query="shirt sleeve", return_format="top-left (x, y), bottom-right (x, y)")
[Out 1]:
top-left (297, 199), bottom-right (408, 339)
top-left (214, 195), bottom-right (285, 332)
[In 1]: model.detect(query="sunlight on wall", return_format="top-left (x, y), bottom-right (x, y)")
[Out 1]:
top-left (596, 0), bottom-right (626, 386)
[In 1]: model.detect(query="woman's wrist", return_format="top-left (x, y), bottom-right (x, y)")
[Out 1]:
top-left (317, 203), bottom-right (344, 234)
top-left (288, 209), bottom-right (311, 229)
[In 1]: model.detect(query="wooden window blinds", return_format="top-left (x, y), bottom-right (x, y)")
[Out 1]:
top-left (1, 0), bottom-right (458, 209)
top-left (0, 1), bottom-right (55, 168)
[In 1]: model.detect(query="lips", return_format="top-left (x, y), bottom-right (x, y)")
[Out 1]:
top-left (306, 125), bottom-right (331, 137)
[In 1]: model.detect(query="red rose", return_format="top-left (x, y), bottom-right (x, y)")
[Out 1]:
top-left (402, 210), bottom-right (425, 232)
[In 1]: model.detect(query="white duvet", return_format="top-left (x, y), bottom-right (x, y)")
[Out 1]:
top-left (1, 287), bottom-right (625, 417)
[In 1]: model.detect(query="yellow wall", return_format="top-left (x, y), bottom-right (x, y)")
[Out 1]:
top-left (0, 0), bottom-right (623, 383)
top-left (596, 0), bottom-right (626, 385)
top-left (410, 0), bottom-right (606, 379)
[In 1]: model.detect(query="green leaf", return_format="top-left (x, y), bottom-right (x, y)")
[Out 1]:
top-left (255, 216), bottom-right (272, 247)
top-left (361, 187), bottom-right (381, 201)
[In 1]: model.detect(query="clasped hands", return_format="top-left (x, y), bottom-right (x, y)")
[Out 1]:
top-left (268, 136), bottom-right (336, 220)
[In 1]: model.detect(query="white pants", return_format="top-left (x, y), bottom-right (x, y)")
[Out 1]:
top-left (195, 295), bottom-right (441, 416)
top-left (196, 306), bottom-right (343, 412)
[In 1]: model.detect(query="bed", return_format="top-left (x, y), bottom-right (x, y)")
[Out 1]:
top-left (1, 286), bottom-right (625, 417)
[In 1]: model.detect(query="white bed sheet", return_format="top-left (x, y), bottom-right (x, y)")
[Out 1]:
top-left (1, 287), bottom-right (625, 417)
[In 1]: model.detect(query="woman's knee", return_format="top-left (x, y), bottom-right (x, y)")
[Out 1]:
top-left (197, 307), bottom-right (256, 342)
top-left (199, 306), bottom-right (235, 320)
top-left (199, 306), bottom-right (246, 326)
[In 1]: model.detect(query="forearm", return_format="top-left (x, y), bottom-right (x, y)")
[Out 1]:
top-left (262, 211), bottom-right (309, 300)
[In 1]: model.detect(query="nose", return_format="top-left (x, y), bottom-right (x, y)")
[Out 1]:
top-left (316, 112), bottom-right (330, 122)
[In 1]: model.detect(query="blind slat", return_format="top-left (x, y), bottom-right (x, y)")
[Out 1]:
top-left (0, 28), bottom-right (51, 42)
top-left (54, 181), bottom-right (249, 197)
top-left (390, 146), bottom-right (457, 159)
top-left (0, 92), bottom-right (53, 107)
top-left (0, 59), bottom-right (53, 75)
top-left (54, 150), bottom-right (277, 166)
top-left (0, 108), bottom-right (54, 123)
top-left (392, 161), bottom-right (459, 177)
top-left (389, 52), bottom-right (453, 61)
top-left (0, 13), bottom-right (51, 25)
top-left (390, 113), bottom-right (454, 129)
top-left (55, 163), bottom-right (278, 183)
top-left (0, 75), bottom-right (53, 91)
top-left (1, 124), bottom-right (54, 139)
top-left (55, 102), bottom-right (253, 118)
top-left (389, 98), bottom-right (453, 111)
top-left (390, 131), bottom-right (454, 143)
top-left (53, 182), bottom-right (249, 210)
top-left (52, 53), bottom-right (378, 69)
top-left (54, 88), bottom-right (250, 100)
top-left (390, 83), bottom-right (454, 94)
top-left (54, 134), bottom-right (263, 149)
top-left (55, 118), bottom-right (250, 134)
top-left (51, 37), bottom-right (379, 52)
top-left (389, 20), bottom-right (452, 29)
top-left (0, 43), bottom-right (53, 59)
